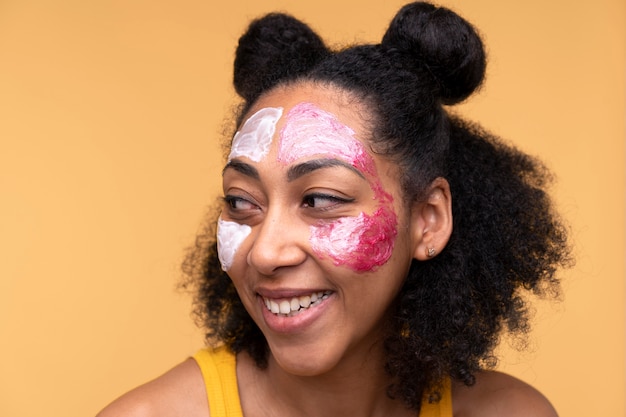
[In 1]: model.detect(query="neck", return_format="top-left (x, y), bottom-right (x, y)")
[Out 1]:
top-left (237, 345), bottom-right (413, 417)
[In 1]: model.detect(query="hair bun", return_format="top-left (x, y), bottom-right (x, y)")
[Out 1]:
top-left (234, 13), bottom-right (329, 103)
top-left (381, 2), bottom-right (486, 104)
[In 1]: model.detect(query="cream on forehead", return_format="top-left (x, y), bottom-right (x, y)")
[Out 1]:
top-left (278, 102), bottom-right (375, 176)
top-left (216, 218), bottom-right (252, 271)
top-left (228, 107), bottom-right (283, 162)
top-left (310, 206), bottom-right (397, 272)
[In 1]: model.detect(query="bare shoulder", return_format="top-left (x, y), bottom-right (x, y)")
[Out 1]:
top-left (452, 370), bottom-right (558, 417)
top-left (96, 358), bottom-right (209, 417)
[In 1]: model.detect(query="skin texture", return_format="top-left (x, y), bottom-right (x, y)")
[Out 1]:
top-left (96, 83), bottom-right (558, 417)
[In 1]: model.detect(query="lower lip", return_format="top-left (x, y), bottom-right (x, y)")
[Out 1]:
top-left (258, 293), bottom-right (333, 334)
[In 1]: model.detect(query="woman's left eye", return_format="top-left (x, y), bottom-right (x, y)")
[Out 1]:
top-left (302, 193), bottom-right (353, 210)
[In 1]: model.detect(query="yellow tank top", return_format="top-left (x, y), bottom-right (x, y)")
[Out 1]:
top-left (193, 346), bottom-right (452, 417)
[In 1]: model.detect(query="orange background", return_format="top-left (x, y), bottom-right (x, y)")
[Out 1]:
top-left (1, 1), bottom-right (623, 416)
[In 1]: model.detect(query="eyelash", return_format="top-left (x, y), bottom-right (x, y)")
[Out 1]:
top-left (302, 193), bottom-right (354, 210)
top-left (223, 193), bottom-right (354, 214)
top-left (223, 195), bottom-right (257, 212)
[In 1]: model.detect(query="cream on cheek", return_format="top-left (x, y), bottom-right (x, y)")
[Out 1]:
top-left (217, 218), bottom-right (252, 271)
top-left (279, 102), bottom-right (398, 272)
top-left (310, 205), bottom-right (398, 272)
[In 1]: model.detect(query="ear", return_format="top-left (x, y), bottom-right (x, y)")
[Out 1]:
top-left (410, 177), bottom-right (453, 261)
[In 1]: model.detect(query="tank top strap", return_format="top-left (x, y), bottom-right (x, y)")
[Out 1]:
top-left (419, 378), bottom-right (453, 417)
top-left (193, 346), bottom-right (244, 417)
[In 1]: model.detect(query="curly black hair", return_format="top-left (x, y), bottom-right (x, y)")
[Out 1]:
top-left (181, 2), bottom-right (572, 412)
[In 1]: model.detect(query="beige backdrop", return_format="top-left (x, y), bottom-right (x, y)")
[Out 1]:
top-left (1, 1), bottom-right (624, 416)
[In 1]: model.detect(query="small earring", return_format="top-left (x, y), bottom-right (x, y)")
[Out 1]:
top-left (427, 247), bottom-right (436, 257)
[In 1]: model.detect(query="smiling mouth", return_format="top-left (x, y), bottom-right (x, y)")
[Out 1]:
top-left (262, 291), bottom-right (332, 317)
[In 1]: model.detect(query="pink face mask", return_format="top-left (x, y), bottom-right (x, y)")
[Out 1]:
top-left (279, 102), bottom-right (398, 272)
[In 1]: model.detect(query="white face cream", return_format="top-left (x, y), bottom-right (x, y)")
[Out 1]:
top-left (217, 218), bottom-right (252, 271)
top-left (228, 107), bottom-right (283, 162)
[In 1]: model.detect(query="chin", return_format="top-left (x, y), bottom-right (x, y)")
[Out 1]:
top-left (268, 341), bottom-right (341, 377)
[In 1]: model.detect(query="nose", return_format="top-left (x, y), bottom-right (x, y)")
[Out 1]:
top-left (247, 209), bottom-right (307, 275)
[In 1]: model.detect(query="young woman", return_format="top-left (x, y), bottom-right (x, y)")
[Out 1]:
top-left (98, 2), bottom-right (571, 416)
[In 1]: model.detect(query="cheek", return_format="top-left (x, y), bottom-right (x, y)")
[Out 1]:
top-left (309, 205), bottom-right (398, 272)
top-left (216, 218), bottom-right (252, 271)
top-left (228, 107), bottom-right (283, 162)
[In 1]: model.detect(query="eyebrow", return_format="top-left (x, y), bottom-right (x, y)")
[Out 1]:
top-left (222, 160), bottom-right (260, 180)
top-left (222, 158), bottom-right (365, 182)
top-left (287, 159), bottom-right (365, 182)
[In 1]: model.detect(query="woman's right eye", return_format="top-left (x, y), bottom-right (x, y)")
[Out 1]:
top-left (223, 195), bottom-right (257, 211)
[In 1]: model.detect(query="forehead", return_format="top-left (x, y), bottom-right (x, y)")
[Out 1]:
top-left (246, 83), bottom-right (371, 143)
top-left (230, 84), bottom-right (408, 213)
top-left (232, 84), bottom-right (409, 188)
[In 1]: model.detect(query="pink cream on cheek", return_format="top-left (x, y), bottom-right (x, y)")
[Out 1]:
top-left (279, 102), bottom-right (398, 272)
top-left (309, 205), bottom-right (398, 272)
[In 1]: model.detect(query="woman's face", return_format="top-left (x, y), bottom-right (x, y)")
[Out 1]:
top-left (218, 83), bottom-right (419, 376)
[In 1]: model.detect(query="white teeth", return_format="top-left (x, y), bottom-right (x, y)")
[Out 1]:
top-left (299, 295), bottom-right (311, 308)
top-left (263, 291), bottom-right (330, 316)
top-left (279, 300), bottom-right (291, 315)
